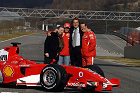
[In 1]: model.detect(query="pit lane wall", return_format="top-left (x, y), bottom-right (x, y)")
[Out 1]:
top-left (124, 46), bottom-right (140, 59)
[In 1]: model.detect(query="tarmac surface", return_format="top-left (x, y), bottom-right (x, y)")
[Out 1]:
top-left (0, 33), bottom-right (139, 93)
top-left (96, 34), bottom-right (126, 57)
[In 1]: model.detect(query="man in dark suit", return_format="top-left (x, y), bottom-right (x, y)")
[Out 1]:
top-left (69, 17), bottom-right (83, 67)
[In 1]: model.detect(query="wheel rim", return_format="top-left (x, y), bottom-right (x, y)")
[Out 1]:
top-left (43, 70), bottom-right (56, 86)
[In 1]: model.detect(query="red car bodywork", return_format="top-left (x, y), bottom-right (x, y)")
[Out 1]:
top-left (0, 44), bottom-right (120, 92)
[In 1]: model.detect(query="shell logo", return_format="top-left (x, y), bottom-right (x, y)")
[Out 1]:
top-left (3, 66), bottom-right (14, 77)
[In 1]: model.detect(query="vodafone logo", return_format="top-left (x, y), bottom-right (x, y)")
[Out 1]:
top-left (68, 83), bottom-right (85, 87)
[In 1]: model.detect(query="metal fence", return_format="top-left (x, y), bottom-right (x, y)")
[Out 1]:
top-left (127, 29), bottom-right (140, 46)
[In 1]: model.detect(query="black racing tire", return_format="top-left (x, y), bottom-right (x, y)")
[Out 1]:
top-left (84, 65), bottom-right (105, 77)
top-left (82, 65), bottom-right (105, 92)
top-left (40, 64), bottom-right (68, 92)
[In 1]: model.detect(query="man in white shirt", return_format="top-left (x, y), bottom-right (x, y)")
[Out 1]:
top-left (69, 17), bottom-right (83, 67)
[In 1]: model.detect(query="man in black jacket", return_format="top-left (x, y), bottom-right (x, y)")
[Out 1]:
top-left (44, 27), bottom-right (64, 64)
top-left (44, 31), bottom-right (59, 64)
top-left (69, 17), bottom-right (83, 67)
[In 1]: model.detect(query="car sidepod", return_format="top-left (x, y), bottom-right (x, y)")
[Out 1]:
top-left (62, 65), bottom-right (120, 92)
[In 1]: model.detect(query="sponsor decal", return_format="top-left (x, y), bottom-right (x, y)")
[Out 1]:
top-left (90, 37), bottom-right (94, 39)
top-left (93, 82), bottom-right (98, 86)
top-left (83, 35), bottom-right (88, 38)
top-left (19, 65), bottom-right (30, 67)
top-left (66, 24), bottom-right (69, 27)
top-left (89, 34), bottom-right (94, 39)
top-left (66, 33), bottom-right (70, 37)
top-left (68, 83), bottom-right (85, 87)
top-left (0, 49), bottom-right (8, 61)
top-left (89, 34), bottom-right (93, 37)
top-left (103, 83), bottom-right (108, 88)
top-left (11, 61), bottom-right (18, 64)
top-left (79, 72), bottom-right (84, 77)
top-left (81, 68), bottom-right (89, 71)
top-left (0, 55), bottom-right (8, 61)
top-left (3, 66), bottom-right (14, 77)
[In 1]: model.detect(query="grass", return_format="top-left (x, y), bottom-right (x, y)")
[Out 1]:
top-left (96, 56), bottom-right (140, 67)
top-left (0, 32), bottom-right (42, 42)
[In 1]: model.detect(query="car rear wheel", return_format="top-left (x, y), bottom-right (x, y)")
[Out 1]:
top-left (40, 64), bottom-right (68, 91)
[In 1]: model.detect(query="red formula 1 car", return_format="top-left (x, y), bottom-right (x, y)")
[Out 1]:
top-left (0, 42), bottom-right (120, 92)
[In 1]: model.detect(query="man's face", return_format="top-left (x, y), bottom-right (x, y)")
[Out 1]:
top-left (58, 27), bottom-right (64, 35)
top-left (80, 24), bottom-right (87, 32)
top-left (73, 20), bottom-right (79, 28)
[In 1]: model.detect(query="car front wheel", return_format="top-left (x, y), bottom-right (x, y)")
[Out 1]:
top-left (40, 64), bottom-right (68, 92)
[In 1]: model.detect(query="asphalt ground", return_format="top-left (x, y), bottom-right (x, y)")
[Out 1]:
top-left (0, 33), bottom-right (139, 93)
top-left (96, 34), bottom-right (126, 57)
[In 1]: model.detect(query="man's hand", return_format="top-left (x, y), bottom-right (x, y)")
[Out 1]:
top-left (56, 53), bottom-right (59, 57)
top-left (54, 28), bottom-right (58, 33)
top-left (45, 53), bottom-right (49, 57)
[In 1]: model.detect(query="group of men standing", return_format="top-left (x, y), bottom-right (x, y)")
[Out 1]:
top-left (44, 17), bottom-right (96, 67)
